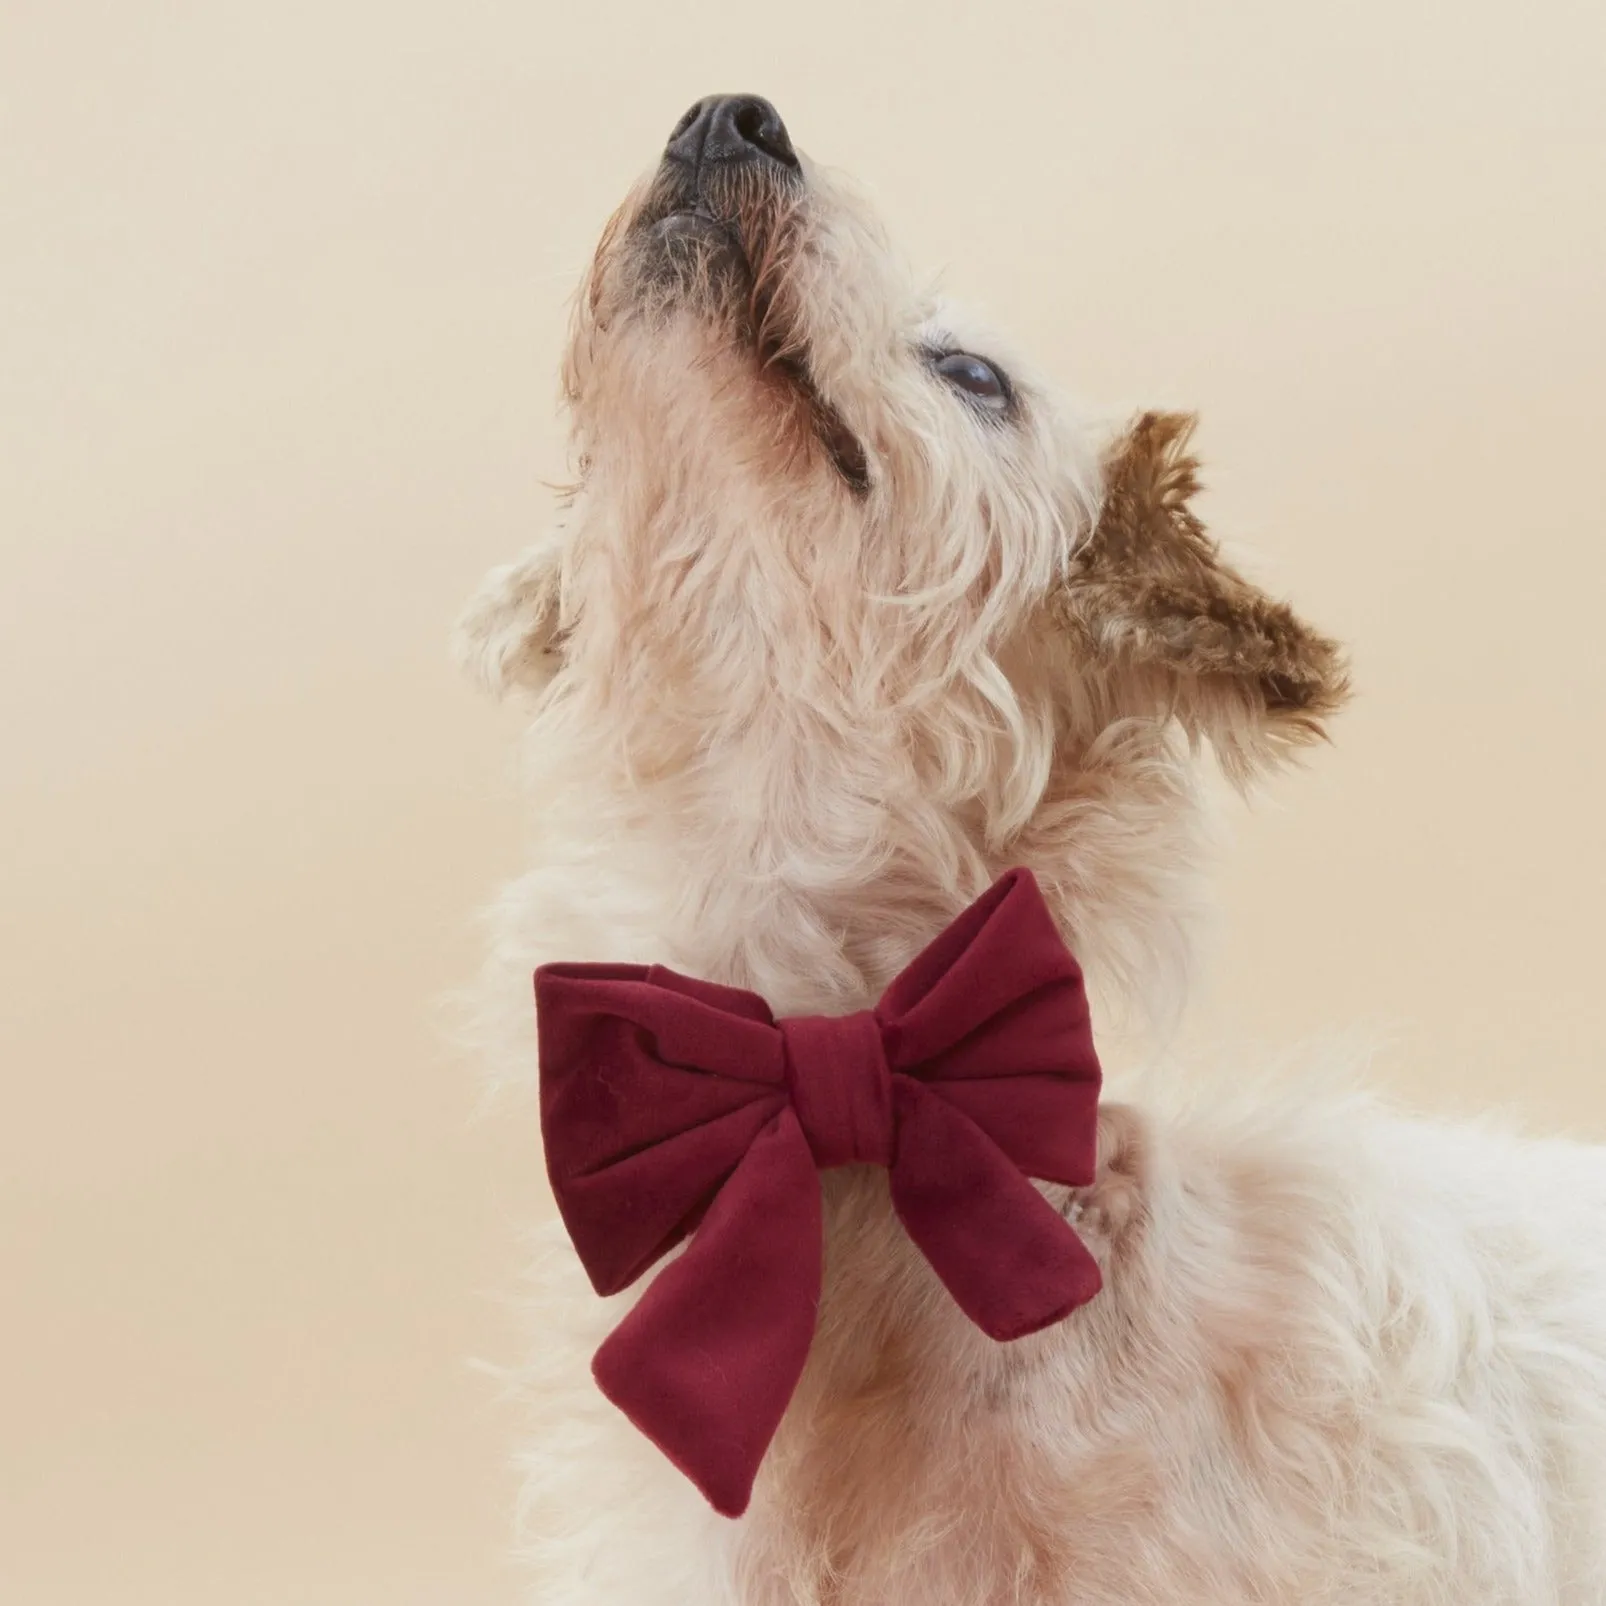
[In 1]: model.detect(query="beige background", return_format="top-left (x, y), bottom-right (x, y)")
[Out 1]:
top-left (3, 1), bottom-right (1604, 1600)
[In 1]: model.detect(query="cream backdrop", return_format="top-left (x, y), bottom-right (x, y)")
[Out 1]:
top-left (3, 2), bottom-right (1604, 1601)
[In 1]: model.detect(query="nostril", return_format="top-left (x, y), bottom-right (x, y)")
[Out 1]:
top-left (733, 103), bottom-right (768, 144)
top-left (733, 99), bottom-right (798, 169)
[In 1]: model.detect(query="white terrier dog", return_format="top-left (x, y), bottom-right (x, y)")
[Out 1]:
top-left (457, 96), bottom-right (1606, 1605)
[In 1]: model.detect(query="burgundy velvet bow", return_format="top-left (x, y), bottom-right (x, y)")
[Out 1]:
top-left (535, 868), bottom-right (1104, 1517)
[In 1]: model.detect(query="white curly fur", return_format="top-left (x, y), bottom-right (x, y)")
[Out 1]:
top-left (457, 119), bottom-right (1606, 1605)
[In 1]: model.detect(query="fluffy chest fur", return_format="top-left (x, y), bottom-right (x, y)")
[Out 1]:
top-left (514, 1065), bottom-right (1606, 1606)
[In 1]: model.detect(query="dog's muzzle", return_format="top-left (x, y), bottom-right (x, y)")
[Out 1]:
top-left (632, 95), bottom-right (870, 496)
top-left (647, 93), bottom-right (800, 245)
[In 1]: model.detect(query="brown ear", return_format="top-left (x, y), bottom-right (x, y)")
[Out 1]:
top-left (1053, 412), bottom-right (1349, 781)
top-left (452, 539), bottom-right (567, 701)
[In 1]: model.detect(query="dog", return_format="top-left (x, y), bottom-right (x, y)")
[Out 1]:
top-left (457, 95), bottom-right (1606, 1605)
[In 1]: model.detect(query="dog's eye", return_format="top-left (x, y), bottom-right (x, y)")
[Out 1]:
top-left (932, 351), bottom-right (1011, 413)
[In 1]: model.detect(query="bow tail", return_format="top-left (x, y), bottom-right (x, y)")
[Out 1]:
top-left (590, 1109), bottom-right (822, 1518)
top-left (888, 1079), bottom-right (1102, 1342)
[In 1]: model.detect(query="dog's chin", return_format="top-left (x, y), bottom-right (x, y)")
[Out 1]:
top-left (643, 208), bottom-right (745, 282)
top-left (630, 197), bottom-right (870, 498)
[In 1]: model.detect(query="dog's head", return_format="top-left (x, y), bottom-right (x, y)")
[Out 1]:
top-left (460, 97), bottom-right (1348, 1010)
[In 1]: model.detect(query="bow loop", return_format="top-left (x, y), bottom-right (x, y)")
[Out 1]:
top-left (536, 868), bottom-right (1104, 1518)
top-left (877, 868), bottom-right (1093, 1083)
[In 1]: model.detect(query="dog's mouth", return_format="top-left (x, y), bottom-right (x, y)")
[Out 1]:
top-left (634, 179), bottom-right (870, 498)
top-left (781, 360), bottom-right (871, 498)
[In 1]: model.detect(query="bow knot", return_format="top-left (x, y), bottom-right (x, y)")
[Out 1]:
top-left (536, 868), bottom-right (1104, 1519)
top-left (781, 1011), bottom-right (893, 1167)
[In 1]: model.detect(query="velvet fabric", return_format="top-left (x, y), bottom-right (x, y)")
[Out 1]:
top-left (535, 868), bottom-right (1104, 1516)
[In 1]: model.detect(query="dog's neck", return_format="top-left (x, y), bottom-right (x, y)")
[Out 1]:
top-left (531, 703), bottom-right (1208, 1036)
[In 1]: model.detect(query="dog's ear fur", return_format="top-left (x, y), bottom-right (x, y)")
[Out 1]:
top-left (1052, 412), bottom-right (1349, 782)
top-left (453, 539), bottom-right (567, 700)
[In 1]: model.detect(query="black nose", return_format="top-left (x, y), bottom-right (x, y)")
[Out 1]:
top-left (664, 95), bottom-right (799, 173)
